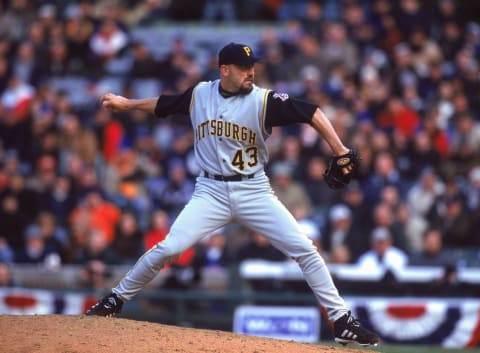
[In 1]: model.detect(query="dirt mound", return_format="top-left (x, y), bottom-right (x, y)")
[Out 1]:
top-left (0, 315), bottom-right (375, 353)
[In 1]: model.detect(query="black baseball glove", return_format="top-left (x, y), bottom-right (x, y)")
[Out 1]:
top-left (323, 149), bottom-right (360, 189)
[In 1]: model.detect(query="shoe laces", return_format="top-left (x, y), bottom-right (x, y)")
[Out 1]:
top-left (346, 311), bottom-right (360, 328)
top-left (104, 296), bottom-right (117, 309)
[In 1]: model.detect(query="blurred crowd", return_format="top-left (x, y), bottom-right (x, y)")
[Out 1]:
top-left (0, 0), bottom-right (480, 291)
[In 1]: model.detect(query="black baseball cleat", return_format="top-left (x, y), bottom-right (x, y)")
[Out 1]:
top-left (86, 292), bottom-right (123, 317)
top-left (334, 311), bottom-right (379, 346)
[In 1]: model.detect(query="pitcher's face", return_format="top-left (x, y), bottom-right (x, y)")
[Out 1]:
top-left (220, 64), bottom-right (255, 94)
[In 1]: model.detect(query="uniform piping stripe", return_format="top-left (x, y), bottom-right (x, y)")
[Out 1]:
top-left (115, 244), bottom-right (160, 291)
top-left (261, 89), bottom-right (270, 137)
top-left (189, 83), bottom-right (201, 115)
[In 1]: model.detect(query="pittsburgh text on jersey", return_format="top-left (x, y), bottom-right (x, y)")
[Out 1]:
top-left (195, 119), bottom-right (257, 145)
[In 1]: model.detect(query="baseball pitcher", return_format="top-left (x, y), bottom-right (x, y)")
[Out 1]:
top-left (86, 43), bottom-right (378, 347)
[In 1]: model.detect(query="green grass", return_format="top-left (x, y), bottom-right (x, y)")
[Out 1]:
top-left (320, 342), bottom-right (475, 353)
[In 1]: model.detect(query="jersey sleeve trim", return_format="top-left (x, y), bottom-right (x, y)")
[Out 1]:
top-left (189, 83), bottom-right (202, 115)
top-left (261, 89), bottom-right (271, 137)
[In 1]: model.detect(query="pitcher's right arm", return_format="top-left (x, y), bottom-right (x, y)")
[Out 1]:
top-left (101, 85), bottom-right (195, 118)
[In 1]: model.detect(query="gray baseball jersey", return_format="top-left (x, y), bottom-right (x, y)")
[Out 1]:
top-left (191, 80), bottom-right (269, 176)
top-left (113, 79), bottom-right (348, 322)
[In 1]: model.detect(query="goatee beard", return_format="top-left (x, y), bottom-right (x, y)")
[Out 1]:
top-left (238, 85), bottom-right (253, 95)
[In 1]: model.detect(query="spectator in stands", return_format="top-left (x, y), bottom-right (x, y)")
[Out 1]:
top-left (341, 181), bottom-right (372, 235)
top-left (289, 35), bottom-right (323, 82)
top-left (449, 113), bottom-right (480, 176)
top-left (5, 171), bottom-right (37, 221)
top-left (421, 108), bottom-right (451, 160)
top-left (433, 193), bottom-right (475, 248)
top-left (395, 201), bottom-right (427, 254)
top-left (36, 211), bottom-right (69, 261)
top-left (194, 228), bottom-right (232, 270)
top-left (395, 0), bottom-right (431, 37)
top-left (298, 64), bottom-right (324, 104)
top-left (378, 96), bottom-right (421, 139)
top-left (322, 62), bottom-right (349, 102)
top-left (0, 193), bottom-right (29, 255)
top-left (407, 167), bottom-right (445, 219)
top-left (159, 37), bottom-right (201, 91)
top-left (15, 224), bottom-right (61, 268)
top-left (78, 259), bottom-right (112, 290)
top-left (236, 231), bottom-right (286, 263)
top-left (405, 167), bottom-right (444, 251)
top-left (0, 237), bottom-right (14, 263)
top-left (323, 203), bottom-right (367, 262)
top-left (432, 0), bottom-right (461, 37)
top-left (357, 226), bottom-right (408, 271)
top-left (379, 184), bottom-right (402, 211)
top-left (409, 227), bottom-right (455, 267)
top-left (236, 231), bottom-right (287, 292)
top-left (319, 21), bottom-right (358, 75)
top-left (406, 130), bottom-right (443, 179)
top-left (129, 41), bottom-right (162, 80)
top-left (302, 156), bottom-right (339, 211)
top-left (466, 166), bottom-right (480, 220)
top-left (12, 40), bottom-right (43, 86)
top-left (26, 155), bottom-right (58, 211)
top-left (103, 148), bottom-right (152, 229)
top-left (262, 35), bottom-right (295, 85)
top-left (45, 175), bottom-right (77, 227)
top-left (122, 0), bottom-right (169, 27)
top-left (0, 0), bottom-right (35, 42)
top-left (271, 135), bottom-right (304, 177)
top-left (73, 228), bottom-right (120, 265)
top-left (329, 244), bottom-right (351, 264)
top-left (89, 18), bottom-right (128, 64)
top-left (203, 0), bottom-right (236, 22)
top-left (270, 161), bottom-right (312, 215)
top-left (57, 113), bottom-right (98, 166)
top-left (409, 26), bottom-right (443, 73)
top-left (0, 53), bottom-right (11, 95)
top-left (147, 158), bottom-right (194, 219)
top-left (143, 208), bottom-right (170, 251)
top-left (1, 75), bottom-right (35, 123)
top-left (0, 262), bottom-right (13, 287)
top-left (363, 151), bottom-right (404, 205)
top-left (111, 211), bottom-right (143, 264)
top-left (45, 39), bottom-right (72, 77)
top-left (63, 3), bottom-right (95, 73)
top-left (439, 20), bottom-right (464, 62)
top-left (69, 189), bottom-right (121, 245)
top-left (372, 201), bottom-right (408, 251)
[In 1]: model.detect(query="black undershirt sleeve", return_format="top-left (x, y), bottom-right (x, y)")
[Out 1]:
top-left (264, 91), bottom-right (318, 133)
top-left (154, 85), bottom-right (195, 118)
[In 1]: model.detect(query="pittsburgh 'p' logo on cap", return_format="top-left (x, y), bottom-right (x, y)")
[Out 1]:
top-left (218, 43), bottom-right (261, 67)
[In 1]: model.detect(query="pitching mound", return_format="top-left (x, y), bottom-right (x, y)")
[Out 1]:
top-left (0, 315), bottom-right (376, 353)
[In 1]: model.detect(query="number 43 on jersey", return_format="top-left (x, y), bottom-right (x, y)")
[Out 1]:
top-left (231, 146), bottom-right (258, 171)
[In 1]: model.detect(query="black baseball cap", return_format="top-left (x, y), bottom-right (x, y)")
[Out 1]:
top-left (218, 42), bottom-right (261, 67)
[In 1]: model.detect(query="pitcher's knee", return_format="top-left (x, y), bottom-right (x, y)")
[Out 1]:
top-left (147, 242), bottom-right (183, 270)
top-left (294, 251), bottom-right (326, 269)
top-left (155, 238), bottom-right (186, 258)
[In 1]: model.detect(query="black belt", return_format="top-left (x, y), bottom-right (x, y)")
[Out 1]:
top-left (203, 171), bottom-right (255, 182)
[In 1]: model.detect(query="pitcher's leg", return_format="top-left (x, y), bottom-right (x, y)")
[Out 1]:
top-left (237, 192), bottom-right (348, 321)
top-left (114, 190), bottom-right (230, 301)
